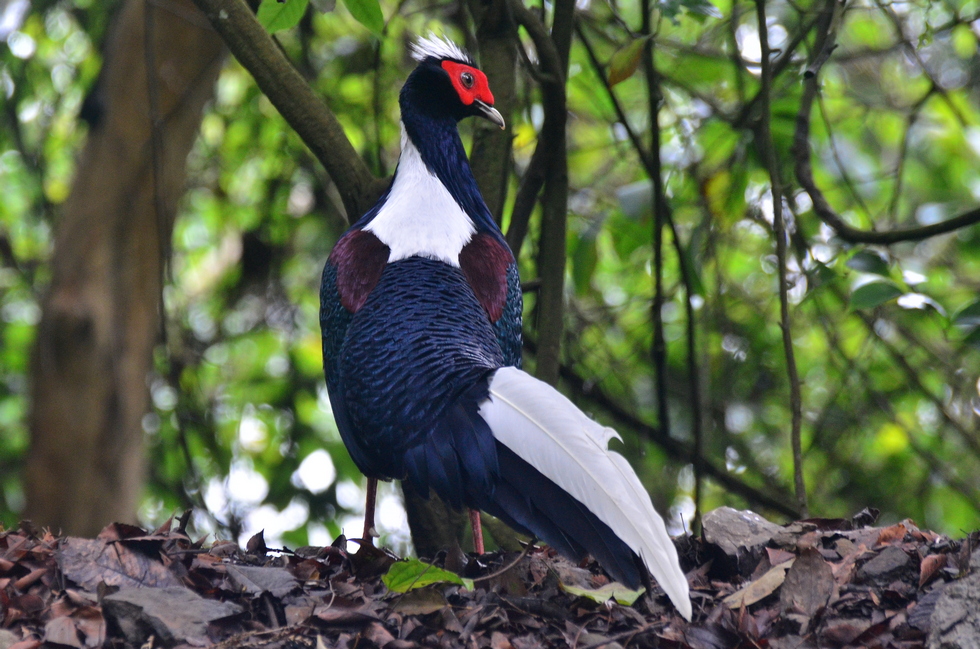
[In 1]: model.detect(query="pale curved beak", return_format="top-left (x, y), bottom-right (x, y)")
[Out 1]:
top-left (474, 100), bottom-right (505, 129)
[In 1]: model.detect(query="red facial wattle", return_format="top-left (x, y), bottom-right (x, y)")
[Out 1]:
top-left (441, 60), bottom-right (494, 107)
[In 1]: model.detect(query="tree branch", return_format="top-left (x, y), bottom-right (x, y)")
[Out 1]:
top-left (190, 0), bottom-right (387, 219)
top-left (792, 0), bottom-right (980, 245)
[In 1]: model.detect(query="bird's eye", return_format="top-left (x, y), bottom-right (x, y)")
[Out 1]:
top-left (460, 71), bottom-right (474, 88)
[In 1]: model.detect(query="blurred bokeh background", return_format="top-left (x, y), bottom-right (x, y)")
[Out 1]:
top-left (1, 0), bottom-right (979, 552)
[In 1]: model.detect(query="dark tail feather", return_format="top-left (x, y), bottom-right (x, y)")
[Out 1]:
top-left (484, 442), bottom-right (643, 589)
top-left (403, 378), bottom-right (499, 510)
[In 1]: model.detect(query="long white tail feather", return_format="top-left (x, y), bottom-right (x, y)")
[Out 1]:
top-left (479, 367), bottom-right (692, 620)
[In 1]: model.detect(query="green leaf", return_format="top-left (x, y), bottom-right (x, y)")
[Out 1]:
top-left (382, 559), bottom-right (474, 593)
top-left (341, 0), bottom-right (384, 34)
top-left (681, 234), bottom-right (706, 297)
top-left (964, 326), bottom-right (980, 347)
top-left (953, 299), bottom-right (980, 329)
top-left (803, 260), bottom-right (840, 297)
top-left (660, 0), bottom-right (721, 21)
top-left (607, 36), bottom-right (652, 87)
top-left (679, 0), bottom-right (722, 18)
top-left (257, 0), bottom-right (310, 32)
top-left (572, 234), bottom-right (598, 295)
top-left (846, 250), bottom-right (890, 276)
top-left (849, 281), bottom-right (903, 310)
top-left (561, 581), bottom-right (646, 606)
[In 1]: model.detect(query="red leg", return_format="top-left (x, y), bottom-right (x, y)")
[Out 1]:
top-left (469, 509), bottom-right (485, 554)
top-left (362, 477), bottom-right (378, 546)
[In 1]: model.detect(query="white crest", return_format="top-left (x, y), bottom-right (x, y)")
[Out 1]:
top-left (410, 33), bottom-right (472, 64)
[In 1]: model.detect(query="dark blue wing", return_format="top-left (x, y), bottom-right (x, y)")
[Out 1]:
top-left (319, 262), bottom-right (351, 388)
top-left (495, 261), bottom-right (522, 369)
top-left (320, 260), bottom-right (388, 477)
top-left (336, 257), bottom-right (503, 506)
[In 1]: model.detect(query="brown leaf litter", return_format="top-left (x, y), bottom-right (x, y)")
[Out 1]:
top-left (0, 507), bottom-right (976, 648)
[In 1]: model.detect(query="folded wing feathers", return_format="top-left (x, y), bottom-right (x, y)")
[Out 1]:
top-left (480, 367), bottom-right (692, 620)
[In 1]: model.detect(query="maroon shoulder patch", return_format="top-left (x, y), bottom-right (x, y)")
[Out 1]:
top-left (329, 229), bottom-right (390, 313)
top-left (459, 233), bottom-right (514, 323)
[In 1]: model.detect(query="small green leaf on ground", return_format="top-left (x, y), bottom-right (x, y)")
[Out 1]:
top-left (850, 281), bottom-right (903, 310)
top-left (382, 558), bottom-right (473, 592)
top-left (257, 0), bottom-right (310, 32)
top-left (561, 581), bottom-right (645, 605)
top-left (390, 587), bottom-right (449, 614)
top-left (341, 0), bottom-right (384, 34)
top-left (607, 36), bottom-right (652, 87)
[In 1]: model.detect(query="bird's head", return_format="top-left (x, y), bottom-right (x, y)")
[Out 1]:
top-left (401, 35), bottom-right (505, 130)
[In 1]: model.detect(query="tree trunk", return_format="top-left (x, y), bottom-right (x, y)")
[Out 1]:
top-left (25, 0), bottom-right (223, 535)
top-left (467, 0), bottom-right (516, 224)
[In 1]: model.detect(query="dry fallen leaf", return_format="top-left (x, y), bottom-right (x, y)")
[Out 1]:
top-left (780, 548), bottom-right (835, 617)
top-left (918, 553), bottom-right (947, 588)
top-left (724, 559), bottom-right (794, 609)
top-left (876, 523), bottom-right (907, 545)
top-left (766, 547), bottom-right (795, 566)
top-left (57, 537), bottom-right (182, 592)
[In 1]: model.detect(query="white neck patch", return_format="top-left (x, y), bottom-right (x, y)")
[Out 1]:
top-left (364, 126), bottom-right (476, 267)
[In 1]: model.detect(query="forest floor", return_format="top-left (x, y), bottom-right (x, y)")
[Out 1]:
top-left (0, 507), bottom-right (977, 649)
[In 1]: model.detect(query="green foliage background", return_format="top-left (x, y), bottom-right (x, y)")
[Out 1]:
top-left (2, 0), bottom-right (980, 548)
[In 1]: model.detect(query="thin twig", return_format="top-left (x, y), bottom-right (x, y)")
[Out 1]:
top-left (882, 95), bottom-right (927, 223)
top-left (813, 296), bottom-right (980, 508)
top-left (755, 0), bottom-right (807, 516)
top-left (144, 0), bottom-right (172, 347)
top-left (850, 309), bottom-right (980, 459)
top-left (578, 19), bottom-right (706, 522)
top-left (472, 539), bottom-right (537, 583)
top-left (523, 337), bottom-right (800, 517)
top-left (792, 0), bottom-right (980, 244)
top-left (639, 0), bottom-right (672, 453)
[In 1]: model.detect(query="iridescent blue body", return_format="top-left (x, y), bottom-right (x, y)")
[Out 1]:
top-left (319, 48), bottom-right (522, 502)
top-left (317, 41), bottom-right (663, 594)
